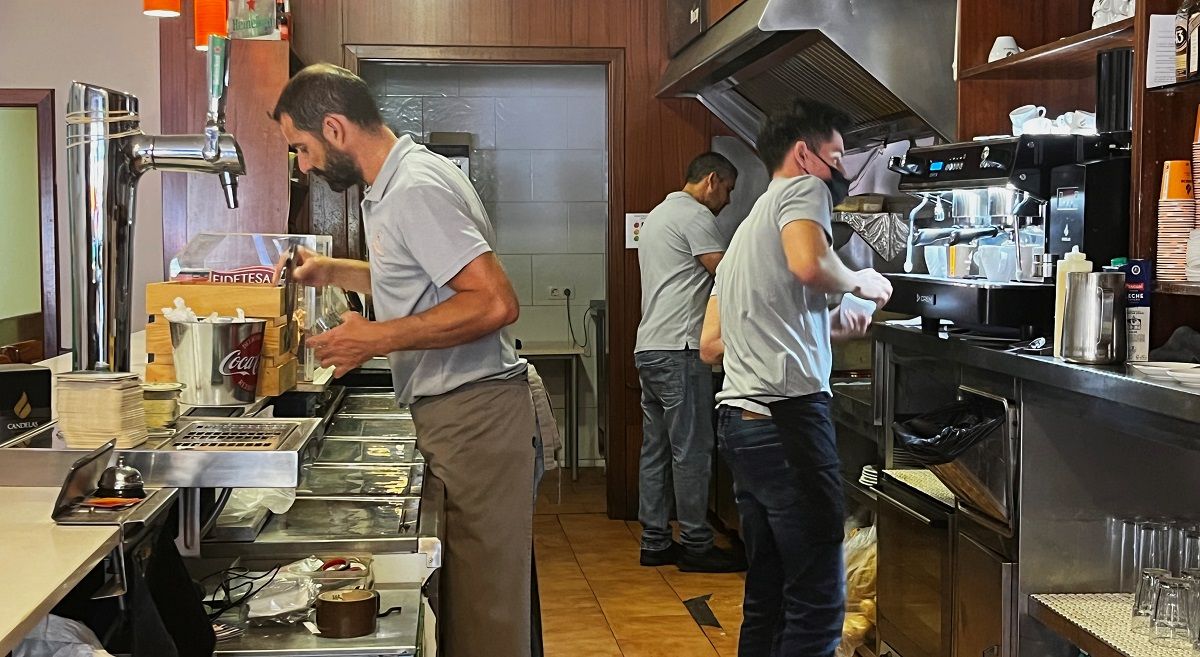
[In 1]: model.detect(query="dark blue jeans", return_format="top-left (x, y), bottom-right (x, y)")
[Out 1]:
top-left (717, 396), bottom-right (845, 657)
top-left (635, 349), bottom-right (715, 552)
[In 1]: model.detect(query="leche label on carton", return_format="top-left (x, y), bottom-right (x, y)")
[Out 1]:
top-left (0, 364), bottom-right (51, 441)
top-left (1123, 259), bottom-right (1152, 362)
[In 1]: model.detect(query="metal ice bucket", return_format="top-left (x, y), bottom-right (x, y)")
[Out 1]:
top-left (169, 319), bottom-right (267, 405)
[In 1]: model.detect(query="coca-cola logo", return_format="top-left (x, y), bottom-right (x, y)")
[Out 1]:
top-left (219, 332), bottom-right (264, 393)
top-left (210, 266), bottom-right (275, 285)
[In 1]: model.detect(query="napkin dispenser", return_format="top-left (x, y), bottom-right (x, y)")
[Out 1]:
top-left (0, 363), bottom-right (51, 442)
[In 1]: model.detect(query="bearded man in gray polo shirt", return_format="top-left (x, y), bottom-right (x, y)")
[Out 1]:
top-left (634, 152), bottom-right (745, 573)
top-left (272, 64), bottom-right (538, 657)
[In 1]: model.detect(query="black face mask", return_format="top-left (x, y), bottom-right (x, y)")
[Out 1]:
top-left (820, 157), bottom-right (851, 206)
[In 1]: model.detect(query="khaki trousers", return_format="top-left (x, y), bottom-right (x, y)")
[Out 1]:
top-left (413, 377), bottom-right (538, 657)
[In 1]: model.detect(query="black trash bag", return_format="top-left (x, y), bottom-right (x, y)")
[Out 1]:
top-left (892, 400), bottom-right (1004, 465)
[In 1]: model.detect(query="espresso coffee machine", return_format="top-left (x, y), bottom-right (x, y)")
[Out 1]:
top-left (886, 133), bottom-right (1130, 337)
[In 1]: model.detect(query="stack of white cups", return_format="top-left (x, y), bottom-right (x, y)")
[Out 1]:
top-left (1188, 229), bottom-right (1200, 281)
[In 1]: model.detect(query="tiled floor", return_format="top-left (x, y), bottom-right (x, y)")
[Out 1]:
top-left (535, 467), bottom-right (746, 657)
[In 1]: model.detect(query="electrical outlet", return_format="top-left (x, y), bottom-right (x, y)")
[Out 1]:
top-left (546, 286), bottom-right (573, 301)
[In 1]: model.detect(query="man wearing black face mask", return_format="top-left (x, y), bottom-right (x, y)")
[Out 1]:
top-left (697, 99), bottom-right (891, 657)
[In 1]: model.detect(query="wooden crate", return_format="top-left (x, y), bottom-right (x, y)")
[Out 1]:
top-left (258, 355), bottom-right (298, 397)
top-left (144, 361), bottom-right (176, 383)
top-left (146, 281), bottom-right (285, 318)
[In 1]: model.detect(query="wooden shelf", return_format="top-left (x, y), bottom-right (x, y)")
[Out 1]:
top-left (1155, 281), bottom-right (1200, 296)
top-left (1148, 76), bottom-right (1200, 94)
top-left (1029, 593), bottom-right (1178, 657)
top-left (960, 18), bottom-right (1135, 80)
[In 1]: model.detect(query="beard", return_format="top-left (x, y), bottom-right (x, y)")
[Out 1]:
top-left (312, 145), bottom-right (364, 193)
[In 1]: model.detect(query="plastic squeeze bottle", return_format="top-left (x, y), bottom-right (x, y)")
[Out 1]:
top-left (1053, 246), bottom-right (1093, 359)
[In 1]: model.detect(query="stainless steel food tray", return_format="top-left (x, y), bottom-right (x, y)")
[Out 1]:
top-left (315, 438), bottom-right (423, 465)
top-left (326, 416), bottom-right (417, 438)
top-left (298, 463), bottom-right (424, 497)
top-left (338, 391), bottom-right (412, 417)
top-left (278, 496), bottom-right (421, 536)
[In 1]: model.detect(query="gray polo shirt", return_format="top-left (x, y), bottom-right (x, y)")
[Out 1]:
top-left (634, 191), bottom-right (726, 353)
top-left (361, 135), bottom-right (526, 403)
top-left (715, 175), bottom-right (834, 410)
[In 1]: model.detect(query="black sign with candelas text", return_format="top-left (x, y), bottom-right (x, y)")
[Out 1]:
top-left (0, 363), bottom-right (51, 441)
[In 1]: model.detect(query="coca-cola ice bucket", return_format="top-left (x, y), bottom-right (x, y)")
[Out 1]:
top-left (168, 318), bottom-right (267, 405)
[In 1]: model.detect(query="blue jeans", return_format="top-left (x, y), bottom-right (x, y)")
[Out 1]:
top-left (717, 397), bottom-right (845, 657)
top-left (635, 349), bottom-right (715, 552)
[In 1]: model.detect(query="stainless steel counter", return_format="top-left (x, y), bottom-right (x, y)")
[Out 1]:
top-left (875, 322), bottom-right (1200, 426)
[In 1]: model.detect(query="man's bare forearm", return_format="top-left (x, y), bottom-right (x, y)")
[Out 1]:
top-left (329, 258), bottom-right (373, 294)
top-left (372, 289), bottom-right (516, 352)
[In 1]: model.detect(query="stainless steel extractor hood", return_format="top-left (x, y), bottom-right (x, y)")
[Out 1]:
top-left (658, 0), bottom-right (958, 152)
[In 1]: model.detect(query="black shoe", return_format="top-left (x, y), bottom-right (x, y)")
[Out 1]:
top-left (678, 545), bottom-right (748, 573)
top-left (640, 541), bottom-right (683, 566)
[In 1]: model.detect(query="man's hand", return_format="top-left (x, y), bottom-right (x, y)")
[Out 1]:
top-left (852, 269), bottom-right (893, 307)
top-left (274, 245), bottom-right (333, 287)
top-left (306, 312), bottom-right (380, 378)
top-left (832, 304), bottom-right (873, 341)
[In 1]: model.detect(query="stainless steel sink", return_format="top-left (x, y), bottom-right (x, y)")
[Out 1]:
top-left (0, 417), bottom-right (322, 488)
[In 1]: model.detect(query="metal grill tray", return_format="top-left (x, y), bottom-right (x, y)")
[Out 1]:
top-left (298, 463), bottom-right (424, 497)
top-left (165, 421), bottom-right (295, 451)
top-left (315, 438), bottom-right (422, 464)
top-left (338, 392), bottom-right (413, 417)
top-left (326, 416), bottom-right (418, 438)
top-left (276, 496), bottom-right (421, 537)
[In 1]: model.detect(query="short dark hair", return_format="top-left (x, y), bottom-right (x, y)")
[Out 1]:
top-left (756, 98), bottom-right (851, 172)
top-left (272, 63), bottom-right (384, 133)
top-left (685, 152), bottom-right (737, 184)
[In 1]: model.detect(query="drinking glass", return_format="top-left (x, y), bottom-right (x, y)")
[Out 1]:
top-left (1150, 576), bottom-right (1194, 649)
top-left (1138, 522), bottom-right (1172, 573)
top-left (1133, 567), bottom-right (1171, 635)
top-left (1176, 528), bottom-right (1200, 573)
top-left (1111, 517), bottom-right (1140, 592)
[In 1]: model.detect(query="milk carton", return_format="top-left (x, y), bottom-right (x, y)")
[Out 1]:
top-left (1122, 259), bottom-right (1152, 362)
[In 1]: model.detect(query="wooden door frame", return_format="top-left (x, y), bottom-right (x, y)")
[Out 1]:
top-left (343, 45), bottom-right (630, 517)
top-left (0, 89), bottom-right (60, 357)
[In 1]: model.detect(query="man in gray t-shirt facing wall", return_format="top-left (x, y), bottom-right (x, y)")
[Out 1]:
top-left (634, 153), bottom-right (745, 573)
top-left (700, 99), bottom-right (891, 657)
top-left (272, 65), bottom-right (538, 657)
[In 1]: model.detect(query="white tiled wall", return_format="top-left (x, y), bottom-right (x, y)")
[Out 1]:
top-left (364, 63), bottom-right (609, 466)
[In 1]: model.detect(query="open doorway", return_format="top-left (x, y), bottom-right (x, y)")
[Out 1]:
top-left (344, 49), bottom-right (621, 513)
top-left (0, 89), bottom-right (58, 362)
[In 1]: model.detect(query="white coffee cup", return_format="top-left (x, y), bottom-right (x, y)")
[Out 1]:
top-left (1070, 110), bottom-right (1097, 134)
top-left (1022, 116), bottom-right (1055, 135)
top-left (1010, 105), bottom-right (1047, 136)
top-left (974, 244), bottom-right (1017, 282)
top-left (989, 36), bottom-right (1023, 63)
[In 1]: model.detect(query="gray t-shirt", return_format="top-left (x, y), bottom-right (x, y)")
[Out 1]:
top-left (362, 135), bottom-right (526, 403)
top-left (634, 191), bottom-right (726, 352)
top-left (715, 175), bottom-right (834, 408)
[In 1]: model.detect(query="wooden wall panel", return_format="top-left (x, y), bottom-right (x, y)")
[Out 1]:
top-left (706, 0), bottom-right (743, 28)
top-left (291, 0), bottom-right (345, 65)
top-left (160, 1), bottom-right (291, 269)
top-left (294, 0), bottom-right (721, 519)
